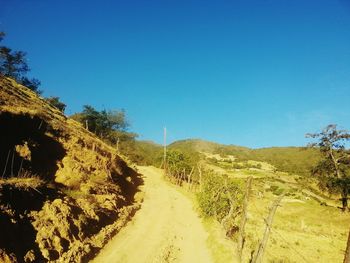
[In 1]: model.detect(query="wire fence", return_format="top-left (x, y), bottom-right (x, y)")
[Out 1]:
top-left (250, 199), bottom-right (310, 263)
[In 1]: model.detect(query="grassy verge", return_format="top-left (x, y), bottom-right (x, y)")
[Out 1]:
top-left (202, 217), bottom-right (238, 263)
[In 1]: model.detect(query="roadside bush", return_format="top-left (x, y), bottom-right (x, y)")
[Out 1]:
top-left (197, 172), bottom-right (243, 221)
top-left (165, 150), bottom-right (198, 185)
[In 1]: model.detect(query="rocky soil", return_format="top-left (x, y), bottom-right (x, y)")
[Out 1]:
top-left (0, 77), bottom-right (143, 262)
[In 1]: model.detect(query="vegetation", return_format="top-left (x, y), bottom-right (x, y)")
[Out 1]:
top-left (71, 105), bottom-right (130, 138)
top-left (0, 170), bottom-right (45, 190)
top-left (45, 96), bottom-right (66, 113)
top-left (163, 146), bottom-right (244, 239)
top-left (307, 124), bottom-right (350, 210)
top-left (1, 70), bottom-right (349, 262)
top-left (162, 136), bottom-right (350, 261)
top-left (0, 31), bottom-right (68, 112)
top-left (163, 149), bottom-right (197, 187)
top-left (125, 141), bottom-right (163, 166)
top-left (248, 147), bottom-right (321, 176)
top-left (0, 78), bottom-right (143, 262)
top-left (0, 31), bottom-right (41, 94)
top-left (197, 172), bottom-right (242, 236)
top-left (71, 106), bottom-right (167, 166)
top-left (70, 105), bottom-right (147, 162)
top-left (2, 24), bottom-right (348, 263)
top-left (166, 150), bottom-right (195, 177)
top-left (169, 139), bottom-right (321, 176)
top-left (0, 31), bottom-right (66, 116)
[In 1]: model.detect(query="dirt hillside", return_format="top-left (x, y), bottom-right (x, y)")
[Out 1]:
top-left (0, 77), bottom-right (143, 262)
top-left (92, 166), bottom-right (213, 263)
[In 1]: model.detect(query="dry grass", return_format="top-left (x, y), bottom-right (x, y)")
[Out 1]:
top-left (0, 171), bottom-right (45, 190)
top-left (203, 218), bottom-right (238, 263)
top-left (0, 77), bottom-right (143, 262)
top-left (243, 192), bottom-right (349, 263)
top-left (200, 153), bottom-right (350, 263)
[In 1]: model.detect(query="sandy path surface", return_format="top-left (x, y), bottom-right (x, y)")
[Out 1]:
top-left (92, 166), bottom-right (213, 263)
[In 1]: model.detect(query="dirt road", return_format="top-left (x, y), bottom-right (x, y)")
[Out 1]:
top-left (92, 166), bottom-right (213, 263)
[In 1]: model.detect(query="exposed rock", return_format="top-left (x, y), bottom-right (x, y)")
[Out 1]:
top-left (24, 250), bottom-right (35, 263)
top-left (0, 249), bottom-right (18, 263)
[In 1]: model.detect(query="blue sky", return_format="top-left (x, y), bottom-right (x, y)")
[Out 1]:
top-left (1, 0), bottom-right (350, 148)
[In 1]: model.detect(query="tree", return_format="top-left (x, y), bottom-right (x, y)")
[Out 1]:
top-left (71, 105), bottom-right (130, 139)
top-left (45, 96), bottom-right (66, 113)
top-left (20, 77), bottom-right (42, 94)
top-left (306, 124), bottom-right (350, 211)
top-left (70, 105), bottom-right (138, 157)
top-left (197, 171), bottom-right (242, 236)
top-left (0, 31), bottom-right (41, 94)
top-left (0, 47), bottom-right (29, 79)
top-left (166, 150), bottom-right (193, 177)
top-left (79, 105), bottom-right (104, 135)
top-left (107, 110), bottom-right (129, 131)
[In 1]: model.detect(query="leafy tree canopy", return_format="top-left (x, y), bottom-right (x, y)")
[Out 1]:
top-left (166, 150), bottom-right (193, 176)
top-left (306, 124), bottom-right (350, 210)
top-left (0, 31), bottom-right (41, 94)
top-left (71, 105), bottom-right (133, 146)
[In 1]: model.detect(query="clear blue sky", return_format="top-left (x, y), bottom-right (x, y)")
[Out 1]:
top-left (1, 0), bottom-right (350, 148)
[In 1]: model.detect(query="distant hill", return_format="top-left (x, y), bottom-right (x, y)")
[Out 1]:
top-left (168, 139), bottom-right (321, 176)
top-left (169, 139), bottom-right (249, 155)
top-left (130, 138), bottom-right (321, 176)
top-left (248, 147), bottom-right (321, 176)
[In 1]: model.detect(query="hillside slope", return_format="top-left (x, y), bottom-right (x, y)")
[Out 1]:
top-left (168, 139), bottom-right (321, 176)
top-left (0, 77), bottom-right (142, 262)
top-left (164, 140), bottom-right (349, 262)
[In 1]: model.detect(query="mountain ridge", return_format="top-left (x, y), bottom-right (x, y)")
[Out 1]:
top-left (135, 138), bottom-right (321, 176)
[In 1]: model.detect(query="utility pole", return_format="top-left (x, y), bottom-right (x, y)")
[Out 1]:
top-left (163, 127), bottom-right (167, 174)
top-left (252, 194), bottom-right (284, 263)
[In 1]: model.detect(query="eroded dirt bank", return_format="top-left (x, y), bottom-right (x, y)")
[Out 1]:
top-left (92, 166), bottom-right (213, 263)
top-left (0, 77), bottom-right (143, 262)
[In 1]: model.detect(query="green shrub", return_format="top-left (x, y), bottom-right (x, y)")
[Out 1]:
top-left (268, 185), bottom-right (284, 196)
top-left (197, 172), bottom-right (243, 221)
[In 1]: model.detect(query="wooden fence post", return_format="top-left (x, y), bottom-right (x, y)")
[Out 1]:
top-left (252, 194), bottom-right (284, 263)
top-left (237, 176), bottom-right (252, 262)
top-left (344, 227), bottom-right (350, 263)
top-left (187, 167), bottom-right (194, 190)
top-left (198, 163), bottom-right (202, 192)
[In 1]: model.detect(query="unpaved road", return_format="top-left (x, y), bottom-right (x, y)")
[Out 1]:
top-left (92, 166), bottom-right (213, 263)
